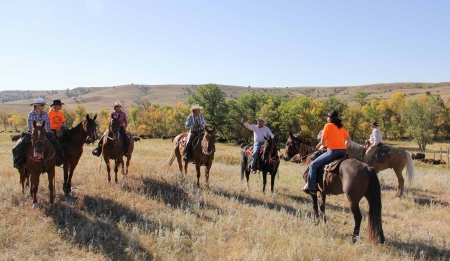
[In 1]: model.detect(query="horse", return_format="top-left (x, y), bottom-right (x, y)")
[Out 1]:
top-left (102, 115), bottom-right (134, 183)
top-left (240, 136), bottom-right (280, 194)
top-left (284, 132), bottom-right (414, 197)
top-left (283, 132), bottom-right (385, 243)
top-left (346, 140), bottom-right (414, 197)
top-left (60, 114), bottom-right (98, 194)
top-left (19, 120), bottom-right (56, 209)
top-left (166, 126), bottom-right (216, 187)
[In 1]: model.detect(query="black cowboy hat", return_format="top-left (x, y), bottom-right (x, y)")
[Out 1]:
top-left (371, 121), bottom-right (380, 127)
top-left (50, 100), bottom-right (64, 107)
top-left (324, 110), bottom-right (340, 118)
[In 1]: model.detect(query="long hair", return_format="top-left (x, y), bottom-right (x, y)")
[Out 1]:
top-left (330, 117), bottom-right (344, 129)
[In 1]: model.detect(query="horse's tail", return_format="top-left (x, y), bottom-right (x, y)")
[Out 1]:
top-left (165, 134), bottom-right (183, 167)
top-left (405, 151), bottom-right (414, 186)
top-left (366, 166), bottom-right (385, 244)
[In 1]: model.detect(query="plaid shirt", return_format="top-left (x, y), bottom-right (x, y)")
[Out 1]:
top-left (185, 114), bottom-right (206, 132)
top-left (28, 110), bottom-right (50, 132)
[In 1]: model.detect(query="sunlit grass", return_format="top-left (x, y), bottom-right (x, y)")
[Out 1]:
top-left (0, 136), bottom-right (449, 260)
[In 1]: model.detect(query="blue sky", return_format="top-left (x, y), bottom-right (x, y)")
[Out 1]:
top-left (1, 0), bottom-right (449, 91)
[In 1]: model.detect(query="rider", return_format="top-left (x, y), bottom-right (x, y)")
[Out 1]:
top-left (48, 99), bottom-right (67, 140)
top-left (183, 104), bottom-right (207, 161)
top-left (12, 98), bottom-right (64, 169)
top-left (303, 110), bottom-right (351, 195)
top-left (366, 121), bottom-right (382, 155)
top-left (241, 116), bottom-right (274, 173)
top-left (92, 101), bottom-right (130, 157)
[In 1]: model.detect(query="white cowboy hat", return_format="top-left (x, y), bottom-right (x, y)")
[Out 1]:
top-left (30, 98), bottom-right (47, 106)
top-left (113, 101), bottom-right (122, 108)
top-left (190, 104), bottom-right (203, 111)
top-left (256, 117), bottom-right (266, 124)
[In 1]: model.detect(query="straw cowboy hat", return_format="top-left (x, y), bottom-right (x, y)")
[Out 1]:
top-left (50, 100), bottom-right (64, 107)
top-left (256, 117), bottom-right (267, 124)
top-left (113, 101), bottom-right (122, 109)
top-left (371, 121), bottom-right (380, 127)
top-left (30, 98), bottom-right (47, 106)
top-left (190, 104), bottom-right (203, 111)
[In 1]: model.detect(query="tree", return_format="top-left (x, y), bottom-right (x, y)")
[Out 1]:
top-left (7, 111), bottom-right (26, 132)
top-left (73, 104), bottom-right (88, 125)
top-left (186, 84), bottom-right (228, 134)
top-left (355, 91), bottom-right (368, 106)
top-left (0, 109), bottom-right (8, 131)
top-left (62, 108), bottom-right (76, 128)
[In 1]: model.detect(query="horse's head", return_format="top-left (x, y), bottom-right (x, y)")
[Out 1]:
top-left (202, 126), bottom-right (216, 155)
top-left (261, 136), bottom-right (278, 163)
top-left (283, 131), bottom-right (315, 161)
top-left (83, 114), bottom-right (98, 142)
top-left (109, 114), bottom-right (121, 136)
top-left (31, 120), bottom-right (47, 159)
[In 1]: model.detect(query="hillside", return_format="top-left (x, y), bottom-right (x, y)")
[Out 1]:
top-left (1, 82), bottom-right (450, 114)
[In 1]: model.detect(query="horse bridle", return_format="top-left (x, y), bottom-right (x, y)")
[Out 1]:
top-left (286, 136), bottom-right (316, 161)
top-left (262, 139), bottom-right (279, 164)
top-left (201, 131), bottom-right (215, 155)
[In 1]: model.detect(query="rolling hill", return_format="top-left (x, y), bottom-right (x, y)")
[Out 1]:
top-left (1, 82), bottom-right (450, 115)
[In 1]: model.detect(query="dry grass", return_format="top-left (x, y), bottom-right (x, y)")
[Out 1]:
top-left (1, 136), bottom-right (449, 260)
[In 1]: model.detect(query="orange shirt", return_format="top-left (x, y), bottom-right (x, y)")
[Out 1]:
top-left (322, 123), bottom-right (349, 150)
top-left (48, 109), bottom-right (66, 130)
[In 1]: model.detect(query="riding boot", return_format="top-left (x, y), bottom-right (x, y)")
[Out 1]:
top-left (47, 133), bottom-right (64, 167)
top-left (120, 128), bottom-right (130, 157)
top-left (12, 133), bottom-right (31, 169)
top-left (183, 134), bottom-right (193, 161)
top-left (92, 137), bottom-right (104, 157)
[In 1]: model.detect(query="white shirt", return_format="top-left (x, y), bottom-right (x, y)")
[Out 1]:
top-left (369, 127), bottom-right (382, 145)
top-left (244, 122), bottom-right (274, 142)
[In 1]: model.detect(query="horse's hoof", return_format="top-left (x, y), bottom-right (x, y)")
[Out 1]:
top-left (32, 203), bottom-right (38, 209)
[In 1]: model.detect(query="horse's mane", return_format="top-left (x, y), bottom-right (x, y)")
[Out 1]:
top-left (347, 141), bottom-right (365, 159)
top-left (291, 133), bottom-right (316, 158)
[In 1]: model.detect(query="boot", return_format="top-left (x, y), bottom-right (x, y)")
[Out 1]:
top-left (92, 141), bottom-right (103, 157)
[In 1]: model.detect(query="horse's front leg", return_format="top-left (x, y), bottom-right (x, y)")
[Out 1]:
top-left (47, 168), bottom-right (55, 205)
top-left (262, 170), bottom-right (267, 194)
top-left (205, 161), bottom-right (212, 188)
top-left (319, 191), bottom-right (327, 223)
top-left (310, 193), bottom-right (319, 219)
top-left (349, 201), bottom-right (363, 243)
top-left (30, 171), bottom-right (40, 209)
top-left (125, 155), bottom-right (131, 175)
top-left (104, 158), bottom-right (111, 183)
top-left (19, 167), bottom-right (28, 194)
top-left (67, 161), bottom-right (78, 194)
top-left (195, 163), bottom-right (201, 187)
top-left (270, 166), bottom-right (277, 194)
top-left (114, 159), bottom-right (119, 183)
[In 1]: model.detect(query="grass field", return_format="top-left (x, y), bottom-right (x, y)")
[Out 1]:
top-left (0, 134), bottom-right (449, 260)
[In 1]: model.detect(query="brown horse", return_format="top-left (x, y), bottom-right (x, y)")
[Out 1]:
top-left (19, 120), bottom-right (56, 209)
top-left (346, 140), bottom-right (414, 197)
top-left (102, 115), bottom-right (134, 183)
top-left (240, 136), bottom-right (280, 194)
top-left (61, 114), bottom-right (98, 194)
top-left (283, 133), bottom-right (385, 243)
top-left (284, 132), bottom-right (415, 197)
top-left (167, 126), bottom-right (216, 187)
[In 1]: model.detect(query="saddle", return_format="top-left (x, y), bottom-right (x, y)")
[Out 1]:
top-left (304, 152), bottom-right (348, 191)
top-left (365, 144), bottom-right (389, 164)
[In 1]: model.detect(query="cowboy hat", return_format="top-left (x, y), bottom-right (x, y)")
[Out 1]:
top-left (256, 117), bottom-right (266, 124)
top-left (113, 101), bottom-right (122, 108)
top-left (30, 98), bottom-right (47, 106)
top-left (50, 100), bottom-right (64, 107)
top-left (371, 121), bottom-right (380, 127)
top-left (324, 110), bottom-right (340, 118)
top-left (190, 104), bottom-right (203, 111)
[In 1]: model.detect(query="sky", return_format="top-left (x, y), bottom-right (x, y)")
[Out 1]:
top-left (1, 0), bottom-right (449, 91)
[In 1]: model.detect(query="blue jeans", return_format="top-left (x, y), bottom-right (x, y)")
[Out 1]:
top-left (251, 142), bottom-right (264, 170)
top-left (307, 149), bottom-right (347, 190)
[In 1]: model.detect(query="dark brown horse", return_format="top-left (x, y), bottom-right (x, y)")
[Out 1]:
top-left (19, 120), bottom-right (56, 209)
top-left (167, 126), bottom-right (216, 187)
top-left (102, 115), bottom-right (135, 183)
top-left (61, 114), bottom-right (98, 194)
top-left (240, 136), bottom-right (280, 194)
top-left (346, 141), bottom-right (414, 197)
top-left (284, 133), bottom-right (385, 243)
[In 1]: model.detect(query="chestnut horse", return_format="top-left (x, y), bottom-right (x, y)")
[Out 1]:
top-left (167, 126), bottom-right (216, 187)
top-left (346, 141), bottom-right (414, 197)
top-left (61, 114), bottom-right (98, 194)
top-left (284, 133), bottom-right (385, 243)
top-left (240, 136), bottom-right (280, 194)
top-left (102, 115), bottom-right (134, 183)
top-left (19, 120), bottom-right (56, 209)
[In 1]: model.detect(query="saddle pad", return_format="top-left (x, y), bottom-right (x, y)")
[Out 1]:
top-left (180, 135), bottom-right (188, 146)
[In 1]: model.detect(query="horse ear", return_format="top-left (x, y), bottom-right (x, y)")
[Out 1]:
top-left (212, 126), bottom-right (216, 132)
top-left (42, 120), bottom-right (46, 127)
top-left (85, 114), bottom-right (89, 120)
top-left (93, 114), bottom-right (97, 120)
top-left (33, 120), bottom-right (37, 128)
top-left (289, 131), bottom-right (294, 139)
